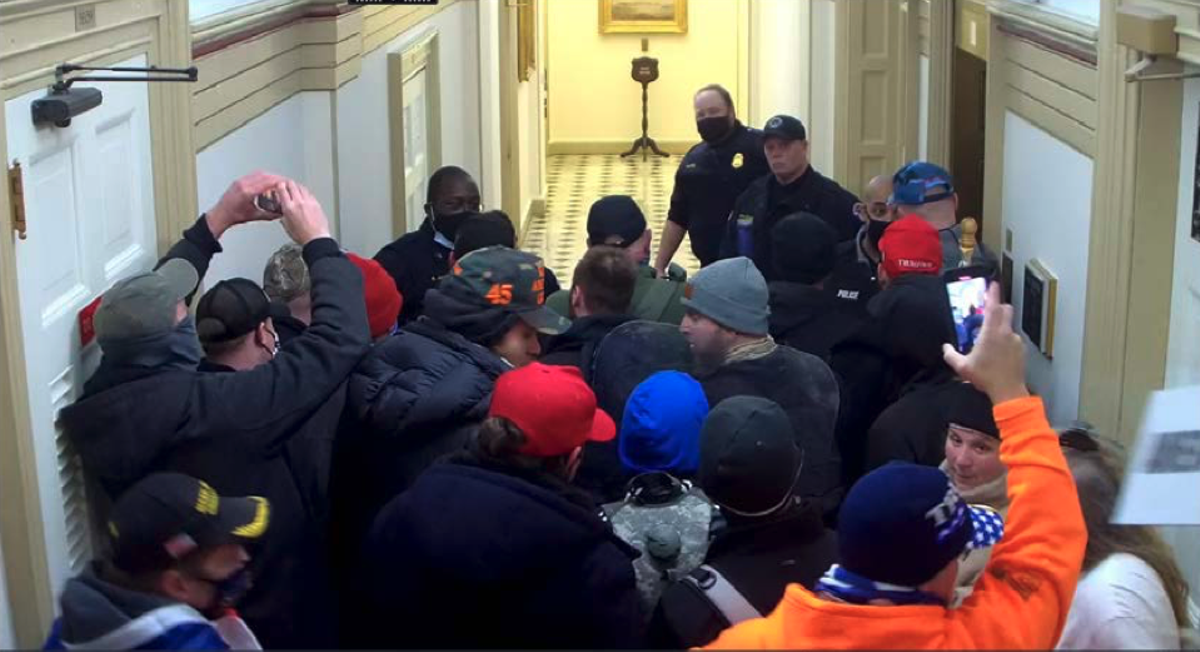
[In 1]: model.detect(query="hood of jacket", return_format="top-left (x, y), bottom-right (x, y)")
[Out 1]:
top-left (768, 282), bottom-right (840, 334)
top-left (50, 562), bottom-right (215, 650)
top-left (348, 320), bottom-right (509, 444)
top-left (373, 459), bottom-right (636, 583)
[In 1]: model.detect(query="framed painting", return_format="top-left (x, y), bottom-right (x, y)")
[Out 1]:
top-left (599, 0), bottom-right (687, 34)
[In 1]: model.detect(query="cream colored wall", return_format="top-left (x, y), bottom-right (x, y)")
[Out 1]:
top-left (546, 0), bottom-right (743, 151)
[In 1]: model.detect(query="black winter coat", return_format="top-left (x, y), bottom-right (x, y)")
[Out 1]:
top-left (580, 321), bottom-right (695, 503)
top-left (341, 319), bottom-right (509, 516)
top-left (360, 457), bottom-right (644, 649)
top-left (829, 274), bottom-right (958, 486)
top-left (540, 313), bottom-right (636, 380)
top-left (374, 219), bottom-right (451, 326)
top-left (58, 219), bottom-right (371, 649)
top-left (699, 346), bottom-right (843, 517)
top-left (718, 167), bottom-right (860, 279)
top-left (768, 281), bottom-right (866, 362)
top-left (668, 122), bottom-right (770, 266)
top-left (649, 501), bottom-right (837, 648)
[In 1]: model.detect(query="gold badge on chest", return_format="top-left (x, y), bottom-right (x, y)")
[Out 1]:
top-left (732, 153), bottom-right (744, 169)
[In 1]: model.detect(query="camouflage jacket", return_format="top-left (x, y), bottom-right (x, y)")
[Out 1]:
top-left (604, 474), bottom-right (714, 616)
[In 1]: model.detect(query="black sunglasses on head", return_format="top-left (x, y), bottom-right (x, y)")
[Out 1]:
top-left (1059, 422), bottom-right (1100, 453)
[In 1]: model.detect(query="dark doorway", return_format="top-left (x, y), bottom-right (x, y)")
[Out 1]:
top-left (950, 47), bottom-right (987, 230)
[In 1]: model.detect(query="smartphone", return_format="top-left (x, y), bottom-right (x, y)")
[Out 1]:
top-left (254, 191), bottom-right (282, 215)
top-left (946, 273), bottom-right (989, 354)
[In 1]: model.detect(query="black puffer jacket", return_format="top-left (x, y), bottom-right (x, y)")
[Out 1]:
top-left (360, 455), bottom-right (643, 649)
top-left (699, 346), bottom-right (843, 517)
top-left (343, 318), bottom-right (509, 503)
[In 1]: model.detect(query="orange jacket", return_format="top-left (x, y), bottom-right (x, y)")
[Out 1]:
top-left (705, 397), bottom-right (1086, 650)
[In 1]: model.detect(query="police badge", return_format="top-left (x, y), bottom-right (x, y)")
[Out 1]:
top-left (731, 152), bottom-right (744, 169)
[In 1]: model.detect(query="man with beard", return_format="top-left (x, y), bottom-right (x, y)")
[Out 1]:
top-left (375, 165), bottom-right (481, 324)
top-left (655, 84), bottom-right (769, 273)
top-left (678, 257), bottom-right (843, 518)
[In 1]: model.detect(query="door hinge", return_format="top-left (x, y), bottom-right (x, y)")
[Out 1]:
top-left (7, 161), bottom-right (26, 240)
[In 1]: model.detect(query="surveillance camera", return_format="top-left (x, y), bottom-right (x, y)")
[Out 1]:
top-left (31, 87), bottom-right (103, 128)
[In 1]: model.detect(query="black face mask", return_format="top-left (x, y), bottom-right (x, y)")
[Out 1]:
top-left (200, 567), bottom-right (252, 619)
top-left (429, 207), bottom-right (476, 241)
top-left (697, 116), bottom-right (733, 144)
top-left (867, 219), bottom-right (891, 253)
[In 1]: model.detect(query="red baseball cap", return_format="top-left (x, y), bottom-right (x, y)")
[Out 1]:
top-left (347, 253), bottom-right (403, 339)
top-left (879, 215), bottom-right (943, 279)
top-left (488, 363), bottom-right (616, 458)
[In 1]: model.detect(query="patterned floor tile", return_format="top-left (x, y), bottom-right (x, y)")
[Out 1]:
top-left (525, 154), bottom-right (700, 284)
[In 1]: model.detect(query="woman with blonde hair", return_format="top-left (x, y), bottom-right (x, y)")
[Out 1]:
top-left (1057, 426), bottom-right (1191, 649)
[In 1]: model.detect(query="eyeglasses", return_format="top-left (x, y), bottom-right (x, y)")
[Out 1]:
top-left (853, 202), bottom-right (890, 221)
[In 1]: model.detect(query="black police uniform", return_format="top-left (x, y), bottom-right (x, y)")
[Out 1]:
top-left (719, 169), bottom-right (861, 282)
top-left (667, 121), bottom-right (769, 267)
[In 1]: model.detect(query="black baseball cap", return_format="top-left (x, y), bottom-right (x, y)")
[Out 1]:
top-left (698, 396), bottom-right (803, 516)
top-left (444, 246), bottom-right (569, 334)
top-left (196, 278), bottom-right (288, 343)
top-left (454, 211), bottom-right (515, 260)
top-left (109, 473), bottom-right (270, 574)
top-left (763, 114), bottom-right (807, 141)
top-left (587, 196), bottom-right (647, 248)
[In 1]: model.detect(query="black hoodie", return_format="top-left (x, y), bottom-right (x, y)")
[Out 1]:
top-left (768, 281), bottom-right (866, 361)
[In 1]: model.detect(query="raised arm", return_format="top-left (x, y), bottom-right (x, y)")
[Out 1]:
top-left (942, 283), bottom-right (1087, 648)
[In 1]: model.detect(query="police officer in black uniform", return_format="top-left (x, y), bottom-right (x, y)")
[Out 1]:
top-left (655, 84), bottom-right (769, 274)
top-left (718, 115), bottom-right (860, 282)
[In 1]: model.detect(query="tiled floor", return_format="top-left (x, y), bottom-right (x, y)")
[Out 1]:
top-left (523, 154), bottom-right (700, 282)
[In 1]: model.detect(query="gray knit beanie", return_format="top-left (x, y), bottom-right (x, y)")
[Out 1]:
top-left (681, 257), bottom-right (770, 335)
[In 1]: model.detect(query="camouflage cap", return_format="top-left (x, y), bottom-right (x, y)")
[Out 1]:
top-left (262, 243), bottom-right (310, 303)
top-left (445, 246), bottom-right (569, 335)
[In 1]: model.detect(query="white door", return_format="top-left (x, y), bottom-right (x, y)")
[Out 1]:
top-left (1161, 76), bottom-right (1200, 602)
top-left (403, 69), bottom-right (430, 234)
top-left (4, 54), bottom-right (157, 597)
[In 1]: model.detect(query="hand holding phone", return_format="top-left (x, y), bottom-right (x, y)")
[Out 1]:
top-left (946, 274), bottom-right (989, 354)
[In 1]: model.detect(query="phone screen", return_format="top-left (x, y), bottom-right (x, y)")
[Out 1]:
top-left (947, 276), bottom-right (988, 354)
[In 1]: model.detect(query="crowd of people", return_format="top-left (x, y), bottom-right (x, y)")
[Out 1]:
top-left (44, 84), bottom-right (1191, 650)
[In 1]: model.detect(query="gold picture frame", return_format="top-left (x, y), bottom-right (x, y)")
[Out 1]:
top-left (599, 0), bottom-right (688, 35)
top-left (517, 0), bottom-right (536, 82)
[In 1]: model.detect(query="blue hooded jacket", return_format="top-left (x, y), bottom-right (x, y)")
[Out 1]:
top-left (619, 371), bottom-right (709, 475)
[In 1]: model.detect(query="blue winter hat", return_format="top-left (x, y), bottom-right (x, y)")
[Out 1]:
top-left (838, 462), bottom-right (1004, 587)
top-left (619, 371), bottom-right (709, 475)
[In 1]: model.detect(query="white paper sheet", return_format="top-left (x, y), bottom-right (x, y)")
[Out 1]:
top-left (1114, 385), bottom-right (1200, 525)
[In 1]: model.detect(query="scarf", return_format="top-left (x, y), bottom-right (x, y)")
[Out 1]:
top-left (816, 564), bottom-right (946, 607)
top-left (939, 460), bottom-right (1010, 513)
top-left (724, 336), bottom-right (778, 364)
